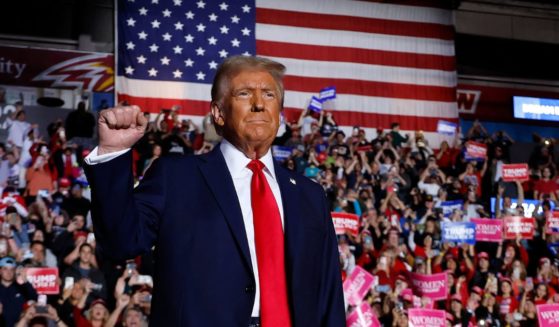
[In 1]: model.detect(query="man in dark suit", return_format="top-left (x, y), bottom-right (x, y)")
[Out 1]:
top-left (84, 56), bottom-right (345, 326)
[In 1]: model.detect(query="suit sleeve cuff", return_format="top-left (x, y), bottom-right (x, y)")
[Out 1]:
top-left (84, 147), bottom-right (130, 165)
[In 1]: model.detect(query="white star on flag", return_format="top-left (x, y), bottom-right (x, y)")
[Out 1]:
top-left (127, 18), bottom-right (136, 27)
top-left (162, 33), bottom-right (172, 41)
top-left (184, 58), bottom-right (194, 67)
top-left (196, 23), bottom-right (206, 32)
top-left (242, 5), bottom-right (251, 13)
top-left (174, 22), bottom-right (184, 30)
top-left (162, 9), bottom-right (172, 17)
top-left (241, 27), bottom-right (251, 36)
top-left (173, 45), bottom-right (183, 54)
top-left (185, 11), bottom-right (194, 19)
top-left (208, 61), bottom-right (218, 69)
top-left (148, 68), bottom-right (158, 76)
top-left (184, 34), bottom-right (194, 42)
top-left (173, 69), bottom-right (183, 78)
top-left (160, 56), bottom-right (171, 65)
top-left (197, 0), bottom-right (205, 9)
top-left (231, 15), bottom-right (240, 23)
top-left (137, 55), bottom-right (147, 64)
top-left (195, 47), bottom-right (206, 56)
top-left (151, 20), bottom-right (161, 28)
top-left (149, 43), bottom-right (159, 52)
top-left (219, 2), bottom-right (228, 11)
top-left (231, 38), bottom-right (240, 47)
top-left (196, 71), bottom-right (206, 80)
top-left (126, 42), bottom-right (135, 50)
top-left (125, 66), bottom-right (134, 75)
top-left (208, 36), bottom-right (218, 45)
top-left (219, 49), bottom-right (228, 58)
top-left (209, 13), bottom-right (218, 21)
top-left (139, 7), bottom-right (148, 15)
top-left (173, 0), bottom-right (182, 6)
top-left (220, 25), bottom-right (229, 34)
top-left (138, 31), bottom-right (148, 40)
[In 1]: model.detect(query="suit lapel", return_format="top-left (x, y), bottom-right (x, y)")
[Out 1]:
top-left (197, 146), bottom-right (253, 273)
top-left (274, 163), bottom-right (302, 294)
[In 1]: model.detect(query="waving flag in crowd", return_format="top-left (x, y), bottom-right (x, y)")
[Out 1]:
top-left (116, 0), bottom-right (458, 139)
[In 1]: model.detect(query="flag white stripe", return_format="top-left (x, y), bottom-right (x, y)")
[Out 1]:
top-left (256, 0), bottom-right (453, 26)
top-left (117, 77), bottom-right (458, 118)
top-left (262, 56), bottom-right (457, 87)
top-left (256, 24), bottom-right (455, 57)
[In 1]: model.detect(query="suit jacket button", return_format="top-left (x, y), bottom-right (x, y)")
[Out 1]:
top-left (245, 286), bottom-right (255, 293)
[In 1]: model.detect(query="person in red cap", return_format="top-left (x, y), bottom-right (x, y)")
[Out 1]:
top-left (470, 251), bottom-right (492, 289)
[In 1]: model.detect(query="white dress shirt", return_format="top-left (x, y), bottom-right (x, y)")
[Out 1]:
top-left (85, 140), bottom-right (285, 317)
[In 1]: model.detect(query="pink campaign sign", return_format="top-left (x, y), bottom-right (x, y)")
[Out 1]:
top-left (343, 266), bottom-right (377, 306)
top-left (346, 302), bottom-right (381, 327)
top-left (408, 309), bottom-right (446, 327)
top-left (409, 272), bottom-right (448, 301)
top-left (537, 303), bottom-right (559, 327)
top-left (471, 218), bottom-right (503, 243)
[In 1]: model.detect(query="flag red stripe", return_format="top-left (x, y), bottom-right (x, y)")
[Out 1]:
top-left (118, 94), bottom-right (456, 131)
top-left (257, 40), bottom-right (455, 71)
top-left (256, 8), bottom-right (454, 40)
top-left (283, 75), bottom-right (456, 102)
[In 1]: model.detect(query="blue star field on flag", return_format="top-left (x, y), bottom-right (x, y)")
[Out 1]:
top-left (118, 0), bottom-right (256, 83)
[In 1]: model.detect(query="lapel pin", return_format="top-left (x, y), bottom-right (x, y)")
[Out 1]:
top-left (290, 178), bottom-right (296, 185)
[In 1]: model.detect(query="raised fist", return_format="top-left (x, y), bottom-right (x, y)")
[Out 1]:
top-left (98, 106), bottom-right (148, 155)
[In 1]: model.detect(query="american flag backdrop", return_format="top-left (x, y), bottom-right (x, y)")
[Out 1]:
top-left (116, 0), bottom-right (458, 143)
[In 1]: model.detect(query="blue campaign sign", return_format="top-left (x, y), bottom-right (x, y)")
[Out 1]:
top-left (441, 222), bottom-right (476, 245)
top-left (440, 200), bottom-right (463, 217)
top-left (319, 86), bottom-right (336, 101)
top-left (437, 120), bottom-right (457, 135)
top-left (308, 96), bottom-right (323, 112)
top-left (272, 146), bottom-right (293, 162)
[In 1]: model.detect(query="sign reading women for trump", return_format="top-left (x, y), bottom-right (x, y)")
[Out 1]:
top-left (503, 216), bottom-right (535, 240)
top-left (471, 218), bottom-right (503, 242)
top-left (409, 272), bottom-right (447, 301)
top-left (331, 212), bottom-right (359, 236)
top-left (536, 304), bottom-right (559, 327)
top-left (346, 302), bottom-right (381, 327)
top-left (441, 222), bottom-right (476, 244)
top-left (408, 309), bottom-right (446, 327)
top-left (343, 266), bottom-right (377, 306)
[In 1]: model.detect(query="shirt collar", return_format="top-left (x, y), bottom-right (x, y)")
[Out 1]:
top-left (220, 139), bottom-right (277, 180)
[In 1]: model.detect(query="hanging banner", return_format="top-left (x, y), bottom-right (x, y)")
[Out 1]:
top-left (0, 45), bottom-right (114, 92)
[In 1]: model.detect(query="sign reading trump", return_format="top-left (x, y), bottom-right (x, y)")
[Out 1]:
top-left (26, 268), bottom-right (59, 294)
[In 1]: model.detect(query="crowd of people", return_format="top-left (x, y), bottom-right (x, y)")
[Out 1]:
top-left (0, 102), bottom-right (557, 327)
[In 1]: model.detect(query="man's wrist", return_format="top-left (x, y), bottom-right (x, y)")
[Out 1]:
top-left (98, 145), bottom-right (128, 156)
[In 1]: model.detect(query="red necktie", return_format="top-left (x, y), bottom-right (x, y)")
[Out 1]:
top-left (247, 160), bottom-right (291, 327)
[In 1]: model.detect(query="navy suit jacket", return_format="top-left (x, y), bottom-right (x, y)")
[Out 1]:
top-left (84, 146), bottom-right (345, 326)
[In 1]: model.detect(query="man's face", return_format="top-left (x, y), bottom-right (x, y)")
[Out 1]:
top-left (1, 266), bottom-right (15, 282)
top-left (79, 245), bottom-right (92, 265)
top-left (214, 70), bottom-right (280, 152)
top-left (124, 309), bottom-right (143, 327)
